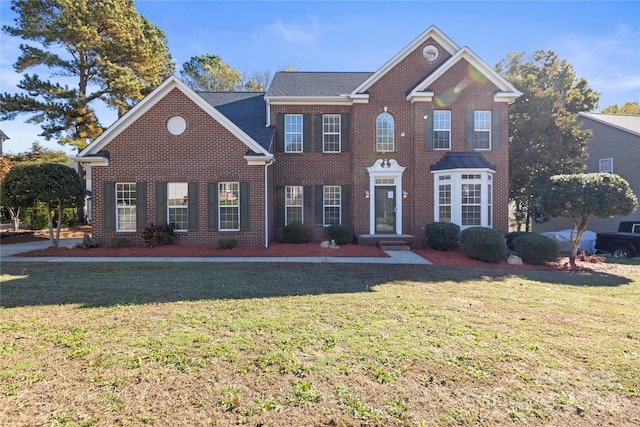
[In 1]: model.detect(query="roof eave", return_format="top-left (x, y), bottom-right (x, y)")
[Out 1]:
top-left (264, 95), bottom-right (357, 105)
top-left (71, 155), bottom-right (109, 166)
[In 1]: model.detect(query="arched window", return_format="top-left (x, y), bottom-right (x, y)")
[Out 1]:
top-left (376, 113), bottom-right (394, 152)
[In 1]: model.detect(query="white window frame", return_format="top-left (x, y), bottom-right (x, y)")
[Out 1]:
top-left (433, 110), bottom-right (451, 150)
top-left (218, 182), bottom-right (239, 231)
top-left (473, 111), bottom-right (491, 150)
top-left (285, 185), bottom-right (303, 225)
top-left (432, 171), bottom-right (494, 228)
top-left (116, 182), bottom-right (136, 232)
top-left (461, 174), bottom-right (483, 226)
top-left (323, 114), bottom-right (341, 153)
top-left (376, 112), bottom-right (395, 152)
top-left (168, 182), bottom-right (188, 231)
top-left (437, 175), bottom-right (452, 223)
top-left (285, 114), bottom-right (303, 153)
top-left (599, 158), bottom-right (613, 173)
top-left (323, 186), bottom-right (341, 226)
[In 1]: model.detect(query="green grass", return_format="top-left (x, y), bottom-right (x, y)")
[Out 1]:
top-left (1, 262), bottom-right (639, 426)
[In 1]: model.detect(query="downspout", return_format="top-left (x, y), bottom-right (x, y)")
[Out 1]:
top-left (264, 158), bottom-right (274, 249)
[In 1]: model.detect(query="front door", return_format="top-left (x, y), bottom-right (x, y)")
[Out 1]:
top-left (375, 186), bottom-right (396, 234)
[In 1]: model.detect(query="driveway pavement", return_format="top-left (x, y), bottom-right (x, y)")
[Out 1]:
top-left (0, 239), bottom-right (431, 265)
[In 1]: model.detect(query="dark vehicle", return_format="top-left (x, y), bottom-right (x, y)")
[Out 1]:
top-left (595, 221), bottom-right (640, 258)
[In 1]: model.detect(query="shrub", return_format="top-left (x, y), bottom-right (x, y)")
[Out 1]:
top-left (459, 227), bottom-right (507, 263)
top-left (218, 238), bottom-right (238, 249)
top-left (283, 222), bottom-right (313, 243)
top-left (21, 204), bottom-right (77, 229)
top-left (513, 233), bottom-right (558, 265)
top-left (110, 237), bottom-right (128, 249)
top-left (424, 222), bottom-right (460, 251)
top-left (506, 231), bottom-right (532, 250)
top-left (142, 222), bottom-right (176, 247)
top-left (324, 224), bottom-right (354, 245)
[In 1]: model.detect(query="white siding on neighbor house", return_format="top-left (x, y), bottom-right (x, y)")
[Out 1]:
top-left (534, 115), bottom-right (640, 234)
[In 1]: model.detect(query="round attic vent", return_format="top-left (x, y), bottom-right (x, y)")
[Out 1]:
top-left (167, 116), bottom-right (186, 136)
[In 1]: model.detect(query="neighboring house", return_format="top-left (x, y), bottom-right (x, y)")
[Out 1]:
top-left (74, 26), bottom-right (521, 247)
top-left (0, 129), bottom-right (8, 156)
top-left (534, 112), bottom-right (640, 234)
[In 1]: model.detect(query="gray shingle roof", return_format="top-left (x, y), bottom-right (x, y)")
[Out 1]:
top-left (579, 112), bottom-right (640, 137)
top-left (430, 153), bottom-right (496, 171)
top-left (266, 72), bottom-right (373, 97)
top-left (197, 92), bottom-right (274, 152)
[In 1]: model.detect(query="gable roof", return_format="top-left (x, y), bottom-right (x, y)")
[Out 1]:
top-left (407, 47), bottom-right (521, 103)
top-left (197, 92), bottom-right (274, 151)
top-left (351, 25), bottom-right (460, 95)
top-left (578, 112), bottom-right (640, 137)
top-left (77, 76), bottom-right (273, 160)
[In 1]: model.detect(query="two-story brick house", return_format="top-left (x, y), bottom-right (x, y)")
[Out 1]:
top-left (75, 26), bottom-right (520, 248)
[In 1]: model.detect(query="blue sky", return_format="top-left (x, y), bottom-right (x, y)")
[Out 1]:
top-left (1, 0), bottom-right (639, 155)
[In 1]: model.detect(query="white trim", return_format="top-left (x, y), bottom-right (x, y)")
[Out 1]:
top-left (366, 159), bottom-right (406, 235)
top-left (352, 26), bottom-right (460, 96)
top-left (432, 170), bottom-right (494, 228)
top-left (70, 155), bottom-right (108, 166)
top-left (407, 47), bottom-right (522, 103)
top-left (78, 76), bottom-right (273, 160)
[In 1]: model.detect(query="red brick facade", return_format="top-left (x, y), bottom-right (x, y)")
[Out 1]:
top-left (79, 27), bottom-right (519, 247)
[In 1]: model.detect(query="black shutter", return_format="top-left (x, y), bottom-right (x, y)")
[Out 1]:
top-left (492, 108), bottom-right (502, 149)
top-left (276, 186), bottom-right (285, 226)
top-left (135, 181), bottom-right (147, 232)
top-left (424, 109), bottom-right (434, 150)
top-left (303, 114), bottom-right (311, 152)
top-left (155, 181), bottom-right (167, 225)
top-left (315, 185), bottom-right (324, 226)
top-left (341, 113), bottom-right (350, 152)
top-left (104, 181), bottom-right (115, 231)
top-left (240, 182), bottom-right (249, 230)
top-left (303, 186), bottom-right (311, 225)
top-left (276, 113), bottom-right (284, 152)
top-left (188, 182), bottom-right (198, 231)
top-left (466, 109), bottom-right (474, 151)
top-left (314, 114), bottom-right (323, 152)
top-left (341, 185), bottom-right (350, 227)
top-left (207, 182), bottom-right (218, 231)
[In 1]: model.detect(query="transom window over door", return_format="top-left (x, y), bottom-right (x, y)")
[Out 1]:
top-left (168, 183), bottom-right (188, 231)
top-left (433, 110), bottom-right (451, 150)
top-left (218, 182), bottom-right (239, 231)
top-left (285, 114), bottom-right (303, 152)
top-left (323, 114), bottom-right (341, 152)
top-left (376, 112), bottom-right (394, 152)
top-left (473, 111), bottom-right (491, 150)
top-left (116, 183), bottom-right (136, 231)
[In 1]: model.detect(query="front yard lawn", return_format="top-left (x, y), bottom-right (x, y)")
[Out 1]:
top-left (1, 262), bottom-right (638, 426)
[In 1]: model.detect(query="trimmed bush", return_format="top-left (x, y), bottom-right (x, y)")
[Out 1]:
top-left (459, 227), bottom-right (507, 263)
top-left (424, 221), bottom-right (460, 251)
top-left (324, 224), bottom-right (354, 245)
top-left (506, 231), bottom-right (532, 250)
top-left (110, 237), bottom-right (128, 249)
top-left (513, 233), bottom-right (558, 265)
top-left (218, 238), bottom-right (238, 249)
top-left (283, 223), bottom-right (313, 243)
top-left (142, 223), bottom-right (176, 247)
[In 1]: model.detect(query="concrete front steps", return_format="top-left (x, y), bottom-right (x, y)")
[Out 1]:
top-left (356, 234), bottom-right (420, 250)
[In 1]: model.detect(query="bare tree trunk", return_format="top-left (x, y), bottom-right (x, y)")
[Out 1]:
top-left (10, 207), bottom-right (20, 232)
top-left (55, 200), bottom-right (63, 247)
top-left (46, 202), bottom-right (55, 245)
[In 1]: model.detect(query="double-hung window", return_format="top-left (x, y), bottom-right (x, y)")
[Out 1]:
top-left (116, 183), bottom-right (136, 231)
top-left (285, 186), bottom-right (303, 225)
top-left (461, 174), bottom-right (482, 226)
top-left (437, 175), bottom-right (452, 223)
top-left (168, 182), bottom-right (188, 231)
top-left (323, 114), bottom-right (341, 152)
top-left (323, 186), bottom-right (341, 226)
top-left (285, 114), bottom-right (303, 153)
top-left (599, 158), bottom-right (613, 173)
top-left (433, 111), bottom-right (451, 150)
top-left (473, 111), bottom-right (491, 150)
top-left (218, 182), bottom-right (239, 231)
top-left (433, 171), bottom-right (493, 228)
top-left (376, 113), bottom-right (394, 152)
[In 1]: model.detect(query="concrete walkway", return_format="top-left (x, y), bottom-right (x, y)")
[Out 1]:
top-left (1, 238), bottom-right (431, 265)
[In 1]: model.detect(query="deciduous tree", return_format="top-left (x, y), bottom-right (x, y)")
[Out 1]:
top-left (602, 101), bottom-right (640, 115)
top-left (0, 0), bottom-right (174, 151)
top-left (541, 173), bottom-right (638, 269)
top-left (180, 54), bottom-right (243, 92)
top-left (496, 51), bottom-right (599, 230)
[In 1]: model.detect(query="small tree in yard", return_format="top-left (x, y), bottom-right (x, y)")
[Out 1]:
top-left (1, 163), bottom-right (84, 247)
top-left (541, 173), bottom-right (638, 269)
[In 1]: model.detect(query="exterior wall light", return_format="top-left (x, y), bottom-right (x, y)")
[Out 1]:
top-left (402, 190), bottom-right (409, 199)
top-left (365, 190), bottom-right (370, 199)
